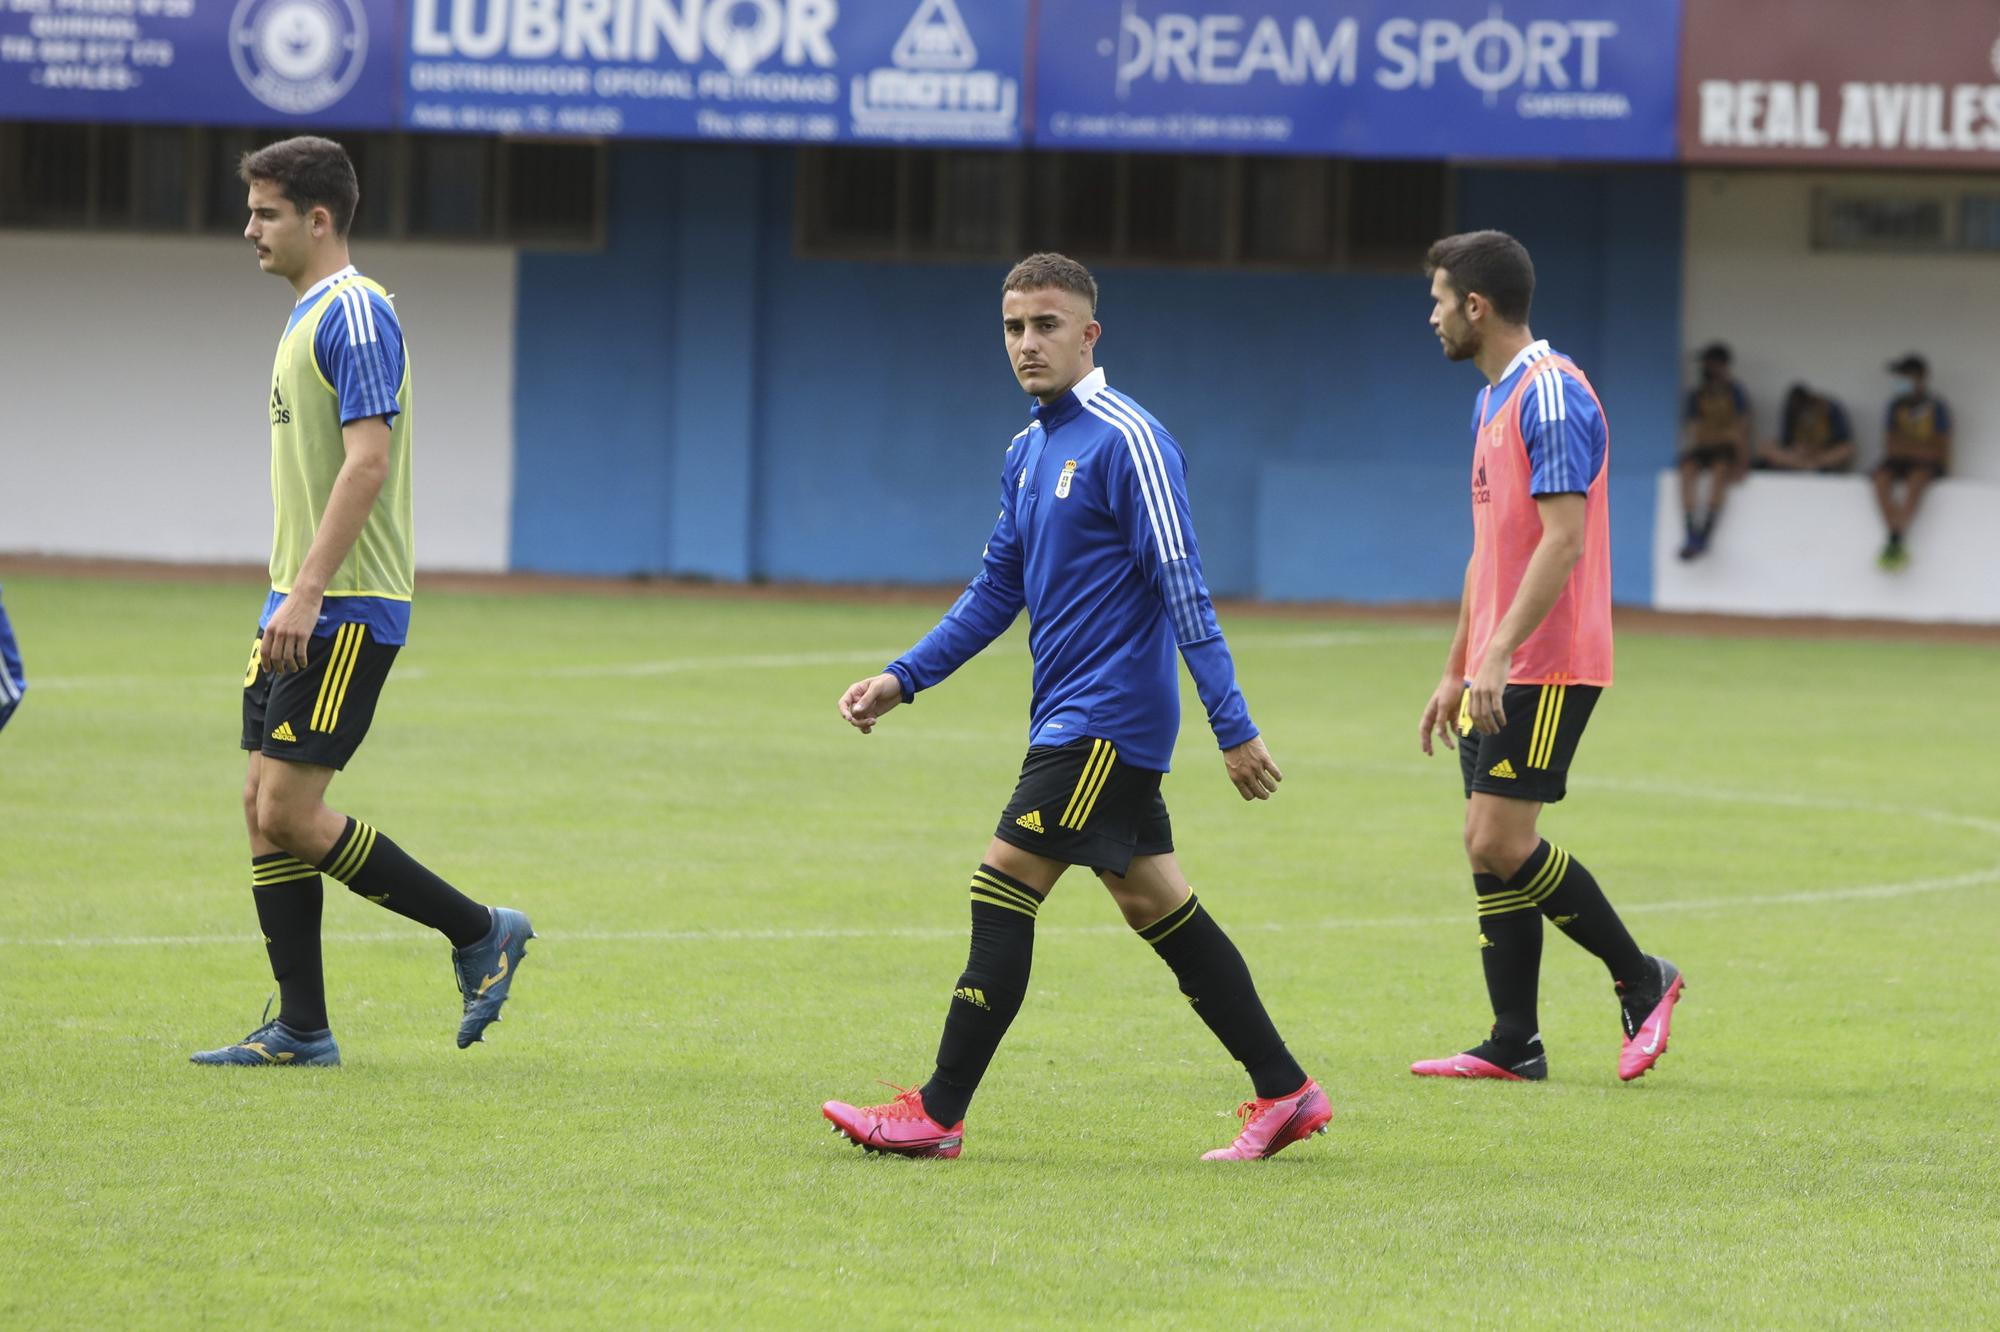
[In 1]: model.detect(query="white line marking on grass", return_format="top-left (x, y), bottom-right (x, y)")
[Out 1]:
top-left (23, 630), bottom-right (1428, 692)
top-left (6, 860), bottom-right (1995, 950)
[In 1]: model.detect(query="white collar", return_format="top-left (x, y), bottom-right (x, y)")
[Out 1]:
top-left (1496, 339), bottom-right (1552, 384)
top-left (1070, 366), bottom-right (1107, 404)
top-left (297, 264), bottom-right (359, 307)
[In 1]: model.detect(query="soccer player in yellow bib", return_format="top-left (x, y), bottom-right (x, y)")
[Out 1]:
top-left (191, 137), bottom-right (532, 1068)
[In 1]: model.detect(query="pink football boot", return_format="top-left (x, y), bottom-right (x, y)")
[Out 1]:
top-left (1617, 958), bottom-right (1685, 1081)
top-left (1411, 1045), bottom-right (1548, 1081)
top-left (823, 1083), bottom-right (963, 1159)
top-left (1201, 1079), bottom-right (1332, 1161)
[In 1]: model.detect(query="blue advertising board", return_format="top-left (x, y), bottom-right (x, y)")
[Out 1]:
top-left (0, 0), bottom-right (1678, 158)
top-left (0, 0), bottom-right (398, 128)
top-left (1033, 0), bottom-right (1680, 159)
top-left (402, 0), bottom-right (1027, 143)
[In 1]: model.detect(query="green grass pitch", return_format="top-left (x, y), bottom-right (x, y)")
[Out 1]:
top-left (1, 572), bottom-right (1995, 1327)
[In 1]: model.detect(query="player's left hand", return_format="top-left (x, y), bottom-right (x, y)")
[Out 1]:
top-left (260, 592), bottom-right (322, 674)
top-left (1467, 655), bottom-right (1508, 735)
top-left (1222, 736), bottom-right (1282, 801)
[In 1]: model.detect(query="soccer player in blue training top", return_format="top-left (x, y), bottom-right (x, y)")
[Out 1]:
top-left (190, 137), bottom-right (531, 1068)
top-left (0, 585), bottom-right (24, 735)
top-left (822, 253), bottom-right (1330, 1162)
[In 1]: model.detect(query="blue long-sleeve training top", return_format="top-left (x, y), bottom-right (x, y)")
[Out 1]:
top-left (886, 367), bottom-right (1255, 773)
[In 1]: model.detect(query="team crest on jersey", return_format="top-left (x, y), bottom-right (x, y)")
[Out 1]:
top-left (1056, 459), bottom-right (1077, 499)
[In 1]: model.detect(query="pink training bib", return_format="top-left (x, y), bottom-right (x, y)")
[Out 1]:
top-left (1467, 355), bottom-right (1614, 687)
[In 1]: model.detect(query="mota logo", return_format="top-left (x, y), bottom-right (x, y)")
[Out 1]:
top-left (851, 0), bottom-right (1018, 142)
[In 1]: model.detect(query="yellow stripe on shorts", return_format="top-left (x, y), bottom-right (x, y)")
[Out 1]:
top-left (310, 625), bottom-right (355, 732)
top-left (1530, 685), bottom-right (1567, 769)
top-left (311, 625), bottom-right (367, 733)
top-left (1060, 741), bottom-right (1118, 831)
top-left (323, 625), bottom-right (366, 732)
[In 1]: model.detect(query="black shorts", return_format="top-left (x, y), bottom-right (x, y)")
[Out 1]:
top-left (1875, 457), bottom-right (1945, 482)
top-left (1457, 683), bottom-right (1601, 804)
top-left (993, 738), bottom-right (1173, 876)
top-left (1681, 443), bottom-right (1737, 468)
top-left (240, 623), bottom-right (398, 770)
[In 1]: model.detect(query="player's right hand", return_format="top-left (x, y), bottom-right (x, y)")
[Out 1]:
top-left (1419, 677), bottom-right (1463, 756)
top-left (260, 592), bottom-right (320, 675)
top-left (838, 673), bottom-right (905, 734)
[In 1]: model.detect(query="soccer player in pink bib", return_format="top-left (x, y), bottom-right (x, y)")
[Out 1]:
top-left (1413, 231), bottom-right (1685, 1084)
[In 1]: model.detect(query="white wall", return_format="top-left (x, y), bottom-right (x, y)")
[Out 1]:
top-left (1653, 471), bottom-right (2000, 623)
top-left (1683, 170), bottom-right (1998, 479)
top-left (0, 232), bottom-right (515, 570)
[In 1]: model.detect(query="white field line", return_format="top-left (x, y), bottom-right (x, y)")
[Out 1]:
top-left (22, 629), bottom-right (1434, 692)
top-left (11, 635), bottom-right (1993, 949)
top-left (4, 859), bottom-right (1994, 951)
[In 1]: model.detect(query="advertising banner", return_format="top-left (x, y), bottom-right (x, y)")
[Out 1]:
top-left (0, 0), bottom-right (399, 128)
top-left (1032, 0), bottom-right (1680, 159)
top-left (1682, 0), bottom-right (2000, 167)
top-left (401, 0), bottom-right (1027, 144)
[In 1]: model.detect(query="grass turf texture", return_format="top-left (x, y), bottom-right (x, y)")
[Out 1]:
top-left (1, 573), bottom-right (1995, 1328)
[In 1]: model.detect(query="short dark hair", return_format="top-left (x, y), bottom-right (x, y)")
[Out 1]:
top-left (1003, 252), bottom-right (1098, 316)
top-left (239, 136), bottom-right (360, 237)
top-left (1424, 230), bottom-right (1534, 325)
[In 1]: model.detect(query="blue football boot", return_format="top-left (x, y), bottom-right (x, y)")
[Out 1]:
top-left (190, 998), bottom-right (340, 1067)
top-left (452, 906), bottom-right (534, 1048)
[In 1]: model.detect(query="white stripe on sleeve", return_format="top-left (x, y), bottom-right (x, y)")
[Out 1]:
top-left (1082, 399), bottom-right (1175, 565)
top-left (1096, 389), bottom-right (1188, 561)
top-left (336, 288), bottom-right (359, 345)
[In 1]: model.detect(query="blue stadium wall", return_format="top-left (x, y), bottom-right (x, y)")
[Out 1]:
top-left (511, 145), bottom-right (1683, 605)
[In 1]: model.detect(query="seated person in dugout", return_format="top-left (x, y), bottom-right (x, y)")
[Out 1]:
top-left (1678, 341), bottom-right (1750, 559)
top-left (1873, 353), bottom-right (1952, 571)
top-left (1755, 384), bottom-right (1855, 473)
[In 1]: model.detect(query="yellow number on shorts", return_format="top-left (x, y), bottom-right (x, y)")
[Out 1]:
top-left (243, 639), bottom-right (262, 687)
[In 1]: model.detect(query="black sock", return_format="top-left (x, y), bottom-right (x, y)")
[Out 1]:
top-left (318, 817), bottom-right (490, 948)
top-left (1474, 872), bottom-right (1543, 1045)
top-left (1525, 840), bottom-right (1649, 986)
top-left (920, 865), bottom-right (1044, 1127)
top-left (251, 853), bottom-right (328, 1032)
top-left (1138, 894), bottom-right (1306, 1099)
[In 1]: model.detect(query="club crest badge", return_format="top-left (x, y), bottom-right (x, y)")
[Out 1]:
top-left (231, 0), bottom-right (368, 115)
